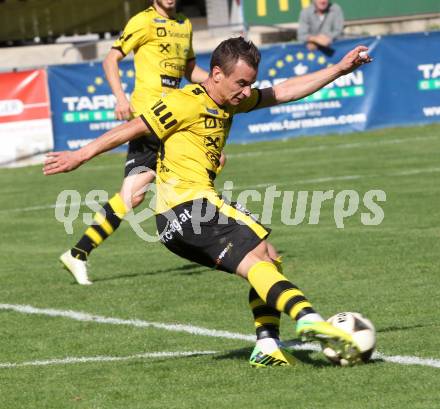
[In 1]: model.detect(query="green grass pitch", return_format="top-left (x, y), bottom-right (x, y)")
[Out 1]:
top-left (0, 124), bottom-right (439, 408)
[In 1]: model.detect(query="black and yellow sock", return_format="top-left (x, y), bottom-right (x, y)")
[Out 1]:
top-left (249, 287), bottom-right (281, 340)
top-left (248, 256), bottom-right (284, 340)
top-left (71, 193), bottom-right (127, 261)
top-left (247, 261), bottom-right (316, 321)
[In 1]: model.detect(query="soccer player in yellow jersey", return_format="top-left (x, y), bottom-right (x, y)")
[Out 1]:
top-left (60, 0), bottom-right (210, 285)
top-left (45, 38), bottom-right (372, 367)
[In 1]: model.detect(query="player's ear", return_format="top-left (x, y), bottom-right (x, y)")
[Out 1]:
top-left (212, 66), bottom-right (224, 83)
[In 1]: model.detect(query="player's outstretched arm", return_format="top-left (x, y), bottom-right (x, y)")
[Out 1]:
top-left (258, 46), bottom-right (372, 108)
top-left (43, 117), bottom-right (149, 176)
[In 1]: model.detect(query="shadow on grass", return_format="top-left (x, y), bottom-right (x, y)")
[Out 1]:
top-left (377, 323), bottom-right (437, 333)
top-left (213, 340), bottom-right (330, 368)
top-left (92, 263), bottom-right (210, 283)
top-left (214, 337), bottom-right (383, 367)
top-left (90, 249), bottom-right (287, 283)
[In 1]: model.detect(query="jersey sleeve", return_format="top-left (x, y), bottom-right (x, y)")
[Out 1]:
top-left (112, 12), bottom-right (151, 56)
top-left (139, 91), bottom-right (191, 140)
top-left (233, 88), bottom-right (262, 114)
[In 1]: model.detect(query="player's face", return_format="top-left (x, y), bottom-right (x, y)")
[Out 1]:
top-left (221, 59), bottom-right (258, 106)
top-left (154, 0), bottom-right (177, 13)
top-left (314, 0), bottom-right (329, 12)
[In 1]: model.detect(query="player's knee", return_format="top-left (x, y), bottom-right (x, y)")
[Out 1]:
top-left (248, 240), bottom-right (272, 262)
top-left (235, 241), bottom-right (274, 278)
top-left (259, 241), bottom-right (273, 261)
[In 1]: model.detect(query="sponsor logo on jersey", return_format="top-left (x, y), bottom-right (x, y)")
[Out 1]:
top-left (204, 115), bottom-right (229, 129)
top-left (206, 151), bottom-right (221, 168)
top-left (156, 27), bottom-right (167, 37)
top-left (204, 117), bottom-right (217, 129)
top-left (160, 57), bottom-right (186, 73)
top-left (169, 32), bottom-right (190, 39)
top-left (151, 99), bottom-right (177, 130)
top-left (159, 43), bottom-right (171, 54)
top-left (154, 18), bottom-right (167, 23)
top-left (204, 135), bottom-right (221, 149)
top-left (160, 75), bottom-right (181, 89)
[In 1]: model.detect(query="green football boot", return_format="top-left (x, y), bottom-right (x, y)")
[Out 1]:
top-left (249, 344), bottom-right (297, 367)
top-left (296, 320), bottom-right (361, 364)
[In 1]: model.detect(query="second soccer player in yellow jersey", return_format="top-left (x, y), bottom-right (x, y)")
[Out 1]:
top-left (60, 0), bottom-right (209, 285)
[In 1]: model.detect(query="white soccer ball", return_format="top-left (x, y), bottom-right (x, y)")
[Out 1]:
top-left (323, 312), bottom-right (376, 366)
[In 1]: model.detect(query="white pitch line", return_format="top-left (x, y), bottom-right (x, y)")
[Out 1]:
top-left (0, 202), bottom-right (82, 214)
top-left (373, 352), bottom-right (440, 368)
top-left (284, 341), bottom-right (440, 368)
top-left (1, 303), bottom-right (440, 369)
top-left (0, 304), bottom-right (254, 342)
top-left (390, 167), bottom-right (440, 177)
top-left (0, 350), bottom-right (217, 369)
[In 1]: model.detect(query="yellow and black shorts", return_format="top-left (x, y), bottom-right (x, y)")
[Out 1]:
top-left (155, 198), bottom-right (271, 274)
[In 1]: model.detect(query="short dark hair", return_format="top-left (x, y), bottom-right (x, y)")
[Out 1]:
top-left (210, 37), bottom-right (261, 76)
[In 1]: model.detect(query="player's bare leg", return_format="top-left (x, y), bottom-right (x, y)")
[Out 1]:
top-left (60, 171), bottom-right (155, 285)
top-left (120, 170), bottom-right (156, 210)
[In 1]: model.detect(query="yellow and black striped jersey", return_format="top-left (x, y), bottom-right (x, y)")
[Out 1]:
top-left (112, 6), bottom-right (195, 113)
top-left (140, 84), bottom-right (261, 213)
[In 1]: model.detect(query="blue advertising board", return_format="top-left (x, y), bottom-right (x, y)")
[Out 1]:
top-left (229, 36), bottom-right (379, 142)
top-left (48, 32), bottom-right (440, 149)
top-left (227, 31), bottom-right (440, 143)
top-left (48, 60), bottom-right (135, 151)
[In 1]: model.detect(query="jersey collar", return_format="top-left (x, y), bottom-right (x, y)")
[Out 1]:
top-left (150, 5), bottom-right (177, 21)
top-left (199, 84), bottom-right (226, 110)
